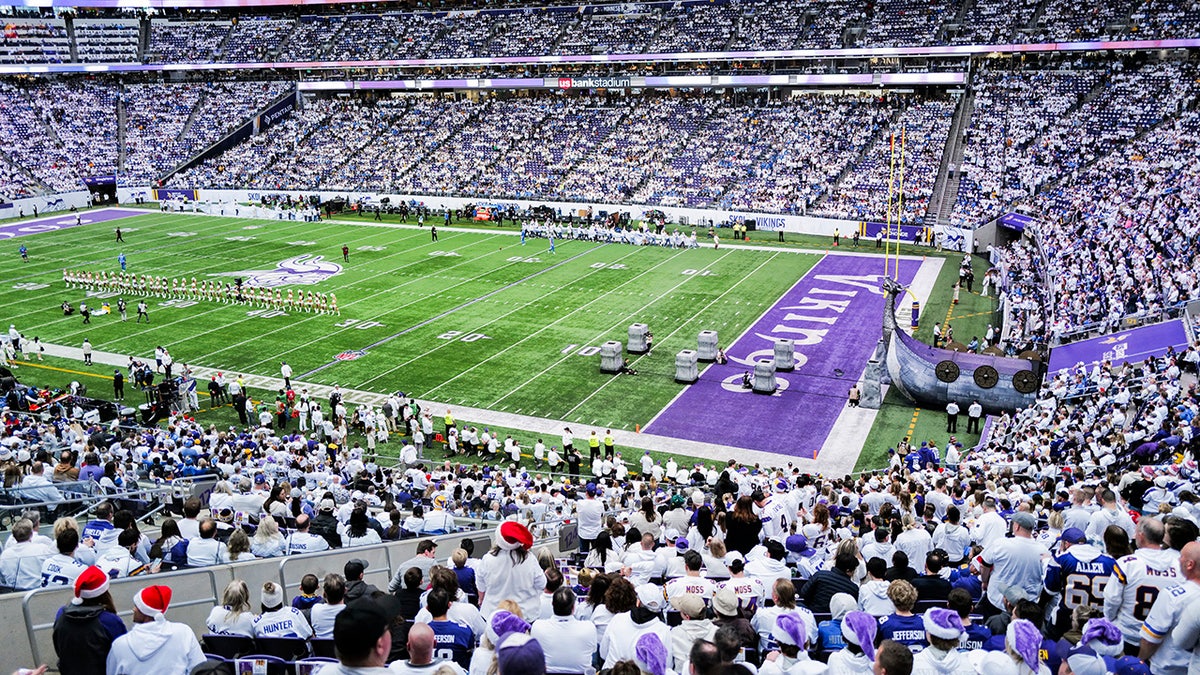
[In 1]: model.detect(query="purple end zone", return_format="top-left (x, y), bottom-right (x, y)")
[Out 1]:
top-left (646, 254), bottom-right (919, 459)
top-left (0, 207), bottom-right (147, 241)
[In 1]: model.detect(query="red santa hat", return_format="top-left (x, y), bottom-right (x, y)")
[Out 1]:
top-left (133, 585), bottom-right (172, 622)
top-left (72, 566), bottom-right (110, 605)
top-left (496, 520), bottom-right (533, 551)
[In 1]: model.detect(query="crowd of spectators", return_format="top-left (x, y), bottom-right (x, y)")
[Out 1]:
top-left (2, 1), bottom-right (1200, 71)
top-left (221, 18), bottom-right (296, 63)
top-left (0, 20), bottom-right (69, 64)
top-left (1030, 103), bottom-right (1200, 342)
top-left (73, 21), bottom-right (139, 63)
top-left (860, 0), bottom-right (958, 48)
top-left (3, 340), bottom-right (1200, 675)
top-left (0, 79), bottom-right (120, 193)
top-left (821, 99), bottom-right (955, 223)
top-left (145, 21), bottom-right (232, 64)
top-left (122, 80), bottom-right (290, 183)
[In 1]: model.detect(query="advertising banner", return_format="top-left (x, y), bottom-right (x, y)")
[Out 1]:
top-left (1047, 319), bottom-right (1189, 372)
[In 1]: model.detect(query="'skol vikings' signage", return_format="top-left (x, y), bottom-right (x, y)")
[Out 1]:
top-left (646, 255), bottom-right (918, 458)
top-left (555, 76), bottom-right (637, 89)
top-left (998, 212), bottom-right (1038, 232)
top-left (757, 217), bottom-right (786, 231)
top-left (1047, 319), bottom-right (1189, 372)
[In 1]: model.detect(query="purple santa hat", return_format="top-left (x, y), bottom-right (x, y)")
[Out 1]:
top-left (923, 607), bottom-right (965, 641)
top-left (634, 633), bottom-right (668, 675)
top-left (841, 611), bottom-right (878, 662)
top-left (1006, 619), bottom-right (1042, 671)
top-left (1080, 618), bottom-right (1124, 657)
top-left (771, 613), bottom-right (808, 648)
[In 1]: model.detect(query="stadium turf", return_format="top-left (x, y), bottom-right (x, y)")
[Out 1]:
top-left (4, 208), bottom-right (998, 473)
top-left (6, 210), bottom-right (813, 431)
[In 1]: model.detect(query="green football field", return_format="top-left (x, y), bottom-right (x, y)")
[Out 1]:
top-left (5, 208), bottom-right (1002, 472)
top-left (6, 210), bottom-right (818, 431)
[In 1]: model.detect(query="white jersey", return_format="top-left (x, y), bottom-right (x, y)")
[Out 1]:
top-left (254, 606), bottom-right (313, 639)
top-left (94, 549), bottom-right (147, 579)
top-left (757, 497), bottom-right (791, 542)
top-left (40, 553), bottom-right (88, 588)
top-left (1103, 547), bottom-right (1182, 644)
top-left (665, 576), bottom-right (717, 602)
top-left (1141, 579), bottom-right (1200, 674)
top-left (719, 576), bottom-right (767, 610)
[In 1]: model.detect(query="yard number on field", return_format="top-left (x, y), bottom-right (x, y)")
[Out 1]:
top-left (590, 262), bottom-right (627, 270)
top-left (429, 250), bottom-right (461, 257)
top-left (247, 308), bottom-right (287, 319)
top-left (562, 344), bottom-right (602, 356)
top-left (336, 318), bottom-right (385, 329)
top-left (438, 330), bottom-right (492, 343)
top-left (507, 256), bottom-right (541, 263)
top-left (681, 269), bottom-right (715, 276)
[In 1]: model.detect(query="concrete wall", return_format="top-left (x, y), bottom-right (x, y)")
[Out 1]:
top-left (0, 529), bottom-right (535, 671)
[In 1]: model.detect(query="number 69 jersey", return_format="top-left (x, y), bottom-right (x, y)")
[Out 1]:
top-left (1103, 547), bottom-right (1183, 645)
top-left (1043, 543), bottom-right (1116, 630)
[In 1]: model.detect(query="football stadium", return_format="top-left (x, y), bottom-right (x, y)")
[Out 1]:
top-left (0, 0), bottom-right (1196, 673)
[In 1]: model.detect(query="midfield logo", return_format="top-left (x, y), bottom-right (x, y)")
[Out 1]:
top-left (212, 255), bottom-right (343, 288)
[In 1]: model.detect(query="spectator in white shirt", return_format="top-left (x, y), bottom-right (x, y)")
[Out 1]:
top-left (206, 579), bottom-right (257, 638)
top-left (0, 518), bottom-right (52, 590)
top-left (531, 587), bottom-right (597, 674)
top-left (177, 498), bottom-right (202, 541)
top-left (20, 462), bottom-right (64, 509)
top-left (187, 518), bottom-right (232, 567)
top-left (285, 514), bottom-right (331, 555)
top-left (41, 527), bottom-right (89, 589)
top-left (254, 581), bottom-right (313, 639)
top-left (310, 573), bottom-right (347, 640)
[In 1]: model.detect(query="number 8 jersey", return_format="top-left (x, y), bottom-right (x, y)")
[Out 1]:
top-left (1103, 547), bottom-right (1182, 646)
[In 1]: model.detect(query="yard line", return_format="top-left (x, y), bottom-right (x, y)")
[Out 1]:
top-left (562, 251), bottom-right (781, 419)
top-left (300, 242), bottom-right (609, 379)
top-left (486, 249), bottom-right (733, 408)
top-left (358, 243), bottom-right (658, 389)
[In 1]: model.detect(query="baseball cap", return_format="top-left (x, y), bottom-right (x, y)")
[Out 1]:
top-left (333, 599), bottom-right (392, 660)
top-left (712, 586), bottom-right (739, 617)
top-left (1113, 656), bottom-right (1152, 675)
top-left (1058, 528), bottom-right (1087, 544)
top-left (1010, 511), bottom-right (1037, 531)
top-left (319, 499), bottom-right (335, 512)
top-left (344, 559), bottom-right (367, 579)
top-left (670, 593), bottom-right (706, 618)
top-left (635, 584), bottom-right (666, 612)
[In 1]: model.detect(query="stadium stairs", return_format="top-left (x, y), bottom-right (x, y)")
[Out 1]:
top-left (930, 89), bottom-right (975, 225)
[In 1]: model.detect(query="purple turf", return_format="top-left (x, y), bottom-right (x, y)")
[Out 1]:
top-left (646, 254), bottom-right (919, 459)
top-left (0, 208), bottom-right (145, 241)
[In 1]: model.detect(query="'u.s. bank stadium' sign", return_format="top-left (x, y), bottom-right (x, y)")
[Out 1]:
top-left (553, 76), bottom-right (643, 89)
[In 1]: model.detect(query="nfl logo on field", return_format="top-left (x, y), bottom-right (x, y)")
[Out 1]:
top-left (335, 350), bottom-right (366, 361)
